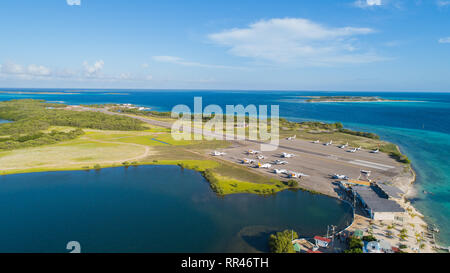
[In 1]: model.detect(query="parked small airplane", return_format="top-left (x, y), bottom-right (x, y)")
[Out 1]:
top-left (356, 146), bottom-right (362, 151)
top-left (212, 151), bottom-right (226, 156)
top-left (274, 160), bottom-right (289, 165)
top-left (349, 148), bottom-right (357, 153)
top-left (282, 152), bottom-right (295, 158)
top-left (297, 172), bottom-right (309, 178)
top-left (287, 171), bottom-right (309, 178)
top-left (312, 140), bottom-right (320, 144)
top-left (287, 135), bottom-right (297, 141)
top-left (274, 169), bottom-right (287, 174)
top-left (371, 148), bottom-right (380, 153)
top-left (324, 140), bottom-right (333, 146)
top-left (241, 158), bottom-right (256, 164)
top-left (258, 163), bottom-right (272, 169)
top-left (339, 143), bottom-right (349, 149)
top-left (247, 150), bottom-right (261, 155)
top-left (332, 174), bottom-right (349, 180)
top-left (257, 155), bottom-right (265, 160)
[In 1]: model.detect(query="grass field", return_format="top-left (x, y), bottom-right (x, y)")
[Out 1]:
top-left (0, 125), bottom-right (289, 195)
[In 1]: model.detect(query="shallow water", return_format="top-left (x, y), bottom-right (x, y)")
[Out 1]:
top-left (0, 166), bottom-right (353, 253)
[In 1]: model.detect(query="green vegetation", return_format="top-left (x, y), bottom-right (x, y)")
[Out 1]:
top-left (0, 99), bottom-right (146, 134)
top-left (338, 129), bottom-right (380, 140)
top-left (362, 235), bottom-right (377, 242)
top-left (399, 228), bottom-right (408, 241)
top-left (268, 230), bottom-right (298, 253)
top-left (379, 143), bottom-right (411, 164)
top-left (344, 236), bottom-right (364, 253)
top-left (280, 119), bottom-right (379, 139)
top-left (0, 129), bottom-right (84, 150)
top-left (0, 99), bottom-right (146, 150)
top-left (204, 169), bottom-right (286, 195)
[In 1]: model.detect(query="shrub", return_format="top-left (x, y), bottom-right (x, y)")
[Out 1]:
top-left (268, 230), bottom-right (298, 253)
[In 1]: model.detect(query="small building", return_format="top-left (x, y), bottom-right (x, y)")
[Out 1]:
top-left (352, 185), bottom-right (405, 220)
top-left (314, 236), bottom-right (331, 248)
top-left (391, 247), bottom-right (401, 253)
top-left (363, 241), bottom-right (382, 253)
top-left (293, 243), bottom-right (302, 253)
top-left (353, 229), bottom-right (364, 239)
top-left (375, 182), bottom-right (404, 200)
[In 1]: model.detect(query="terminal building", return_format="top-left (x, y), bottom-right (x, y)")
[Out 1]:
top-left (351, 184), bottom-right (405, 221)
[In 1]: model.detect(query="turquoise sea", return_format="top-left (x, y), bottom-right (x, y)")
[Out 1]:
top-left (0, 89), bottom-right (449, 247)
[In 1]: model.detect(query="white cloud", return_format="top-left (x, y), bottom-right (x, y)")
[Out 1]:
top-left (0, 60), bottom-right (155, 83)
top-left (152, 56), bottom-right (242, 69)
top-left (354, 0), bottom-right (383, 8)
top-left (83, 60), bottom-right (104, 77)
top-left (437, 1), bottom-right (450, 7)
top-left (66, 0), bottom-right (81, 6)
top-left (0, 62), bottom-right (24, 74)
top-left (439, 37), bottom-right (450, 43)
top-left (0, 62), bottom-right (52, 77)
top-left (27, 64), bottom-right (51, 76)
top-left (209, 18), bottom-right (383, 66)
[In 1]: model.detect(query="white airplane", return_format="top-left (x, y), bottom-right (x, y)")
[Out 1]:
top-left (324, 140), bottom-right (333, 146)
top-left (258, 163), bottom-right (272, 169)
top-left (212, 151), bottom-right (226, 156)
top-left (287, 135), bottom-right (297, 141)
top-left (356, 146), bottom-right (362, 151)
top-left (241, 158), bottom-right (256, 164)
top-left (349, 148), bottom-right (357, 153)
top-left (297, 172), bottom-right (310, 178)
top-left (257, 155), bottom-right (265, 160)
top-left (282, 152), bottom-right (295, 158)
top-left (361, 170), bottom-right (372, 176)
top-left (274, 169), bottom-right (287, 174)
top-left (287, 171), bottom-right (309, 178)
top-left (339, 143), bottom-right (349, 149)
top-left (332, 174), bottom-right (349, 180)
top-left (274, 160), bottom-right (289, 165)
top-left (247, 150), bottom-right (261, 155)
top-left (312, 140), bottom-right (320, 144)
top-left (371, 148), bottom-right (380, 153)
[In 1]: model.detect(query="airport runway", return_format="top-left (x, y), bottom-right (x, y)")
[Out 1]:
top-left (73, 106), bottom-right (404, 197)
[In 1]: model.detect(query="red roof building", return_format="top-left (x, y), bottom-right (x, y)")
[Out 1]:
top-left (314, 236), bottom-right (331, 248)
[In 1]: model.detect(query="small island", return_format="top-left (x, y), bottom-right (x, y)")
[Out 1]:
top-left (305, 96), bottom-right (408, 103)
top-left (0, 99), bottom-right (438, 253)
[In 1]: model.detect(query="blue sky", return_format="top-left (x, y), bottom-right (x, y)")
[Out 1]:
top-left (0, 0), bottom-right (449, 91)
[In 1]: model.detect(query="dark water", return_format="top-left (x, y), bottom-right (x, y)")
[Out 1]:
top-left (0, 89), bottom-right (449, 245)
top-left (0, 166), bottom-right (353, 253)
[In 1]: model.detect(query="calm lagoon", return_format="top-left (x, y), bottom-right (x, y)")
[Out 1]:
top-left (0, 165), bottom-right (353, 253)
